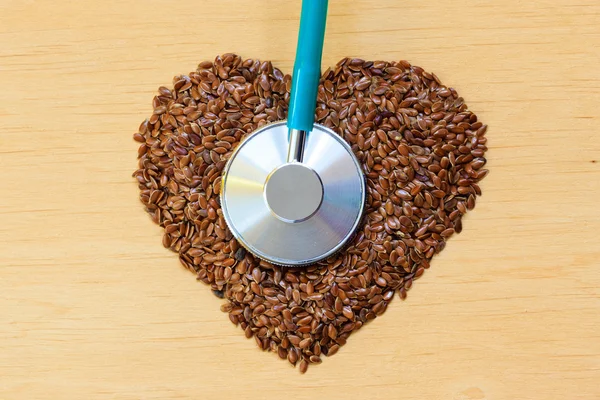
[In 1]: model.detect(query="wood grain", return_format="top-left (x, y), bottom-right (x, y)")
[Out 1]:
top-left (1, 0), bottom-right (599, 399)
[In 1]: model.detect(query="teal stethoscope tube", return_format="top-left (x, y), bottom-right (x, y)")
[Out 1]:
top-left (287, 0), bottom-right (328, 132)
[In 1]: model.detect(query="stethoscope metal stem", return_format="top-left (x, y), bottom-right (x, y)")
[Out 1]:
top-left (287, 128), bottom-right (308, 163)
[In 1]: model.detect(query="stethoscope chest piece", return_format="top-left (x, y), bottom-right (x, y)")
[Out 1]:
top-left (221, 122), bottom-right (365, 266)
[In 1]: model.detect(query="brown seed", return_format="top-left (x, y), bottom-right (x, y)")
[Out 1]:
top-left (309, 355), bottom-right (322, 364)
top-left (277, 346), bottom-right (287, 359)
top-left (288, 348), bottom-right (298, 365)
top-left (328, 344), bottom-right (340, 356)
top-left (297, 315), bottom-right (312, 326)
top-left (288, 335), bottom-right (301, 346)
top-left (328, 324), bottom-right (338, 339)
top-left (334, 297), bottom-right (343, 313)
top-left (342, 306), bottom-right (354, 319)
top-left (299, 359), bottom-right (308, 374)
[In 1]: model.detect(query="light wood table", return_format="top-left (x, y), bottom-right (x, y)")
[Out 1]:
top-left (1, 1), bottom-right (599, 399)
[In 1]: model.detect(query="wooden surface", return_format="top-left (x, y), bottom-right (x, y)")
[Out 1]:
top-left (1, 0), bottom-right (599, 399)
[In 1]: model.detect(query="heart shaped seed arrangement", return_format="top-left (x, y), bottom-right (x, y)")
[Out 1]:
top-left (133, 53), bottom-right (488, 373)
